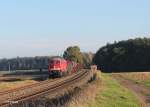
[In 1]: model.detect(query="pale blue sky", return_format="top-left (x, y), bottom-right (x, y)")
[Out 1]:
top-left (0, 0), bottom-right (150, 58)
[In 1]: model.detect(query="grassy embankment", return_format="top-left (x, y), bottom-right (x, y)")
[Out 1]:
top-left (66, 72), bottom-right (142, 107)
top-left (86, 72), bottom-right (142, 107)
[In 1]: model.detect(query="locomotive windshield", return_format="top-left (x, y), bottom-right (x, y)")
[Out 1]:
top-left (50, 60), bottom-right (60, 64)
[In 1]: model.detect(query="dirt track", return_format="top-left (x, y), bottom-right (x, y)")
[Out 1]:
top-left (113, 75), bottom-right (150, 107)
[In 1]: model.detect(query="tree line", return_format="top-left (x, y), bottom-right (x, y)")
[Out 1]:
top-left (0, 47), bottom-right (93, 71)
top-left (93, 37), bottom-right (150, 72)
top-left (0, 56), bottom-right (49, 71)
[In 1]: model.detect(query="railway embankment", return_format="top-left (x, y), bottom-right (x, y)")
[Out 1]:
top-left (0, 69), bottom-right (95, 107)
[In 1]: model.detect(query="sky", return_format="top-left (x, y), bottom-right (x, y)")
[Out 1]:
top-left (0, 0), bottom-right (150, 58)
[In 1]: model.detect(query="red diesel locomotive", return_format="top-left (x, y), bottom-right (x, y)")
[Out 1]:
top-left (48, 57), bottom-right (78, 77)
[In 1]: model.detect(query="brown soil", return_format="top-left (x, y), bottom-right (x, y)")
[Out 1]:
top-left (112, 74), bottom-right (150, 107)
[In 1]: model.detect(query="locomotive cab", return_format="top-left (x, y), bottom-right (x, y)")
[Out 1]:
top-left (48, 58), bottom-right (68, 77)
top-left (48, 57), bottom-right (78, 78)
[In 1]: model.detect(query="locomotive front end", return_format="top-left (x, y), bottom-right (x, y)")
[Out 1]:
top-left (48, 58), bottom-right (67, 77)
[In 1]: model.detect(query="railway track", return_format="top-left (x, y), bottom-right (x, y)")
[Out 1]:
top-left (0, 69), bottom-right (93, 107)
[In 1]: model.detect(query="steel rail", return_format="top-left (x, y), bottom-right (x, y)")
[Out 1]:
top-left (0, 69), bottom-right (92, 107)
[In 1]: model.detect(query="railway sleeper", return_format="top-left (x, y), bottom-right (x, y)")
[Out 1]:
top-left (1, 69), bottom-right (95, 107)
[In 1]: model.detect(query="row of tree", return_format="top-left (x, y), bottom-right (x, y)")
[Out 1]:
top-left (93, 38), bottom-right (150, 72)
top-left (0, 56), bottom-right (49, 71)
top-left (0, 46), bottom-right (94, 71)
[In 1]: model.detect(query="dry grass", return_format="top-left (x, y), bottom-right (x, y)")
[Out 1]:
top-left (118, 72), bottom-right (150, 81)
top-left (0, 80), bottom-right (38, 92)
top-left (112, 72), bottom-right (150, 88)
top-left (34, 72), bottom-right (102, 107)
top-left (3, 71), bottom-right (142, 107)
top-left (67, 72), bottom-right (102, 107)
top-left (7, 71), bottom-right (100, 107)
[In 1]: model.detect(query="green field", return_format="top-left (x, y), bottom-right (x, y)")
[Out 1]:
top-left (88, 73), bottom-right (142, 107)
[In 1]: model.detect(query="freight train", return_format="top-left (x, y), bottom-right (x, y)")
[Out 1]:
top-left (48, 57), bottom-right (78, 78)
